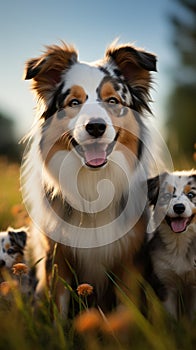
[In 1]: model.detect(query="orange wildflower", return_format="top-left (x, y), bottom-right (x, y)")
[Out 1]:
top-left (74, 308), bottom-right (101, 333)
top-left (12, 263), bottom-right (28, 276)
top-left (11, 204), bottom-right (30, 226)
top-left (77, 283), bottom-right (93, 297)
top-left (11, 204), bottom-right (24, 216)
top-left (0, 280), bottom-right (18, 296)
top-left (101, 307), bottom-right (133, 334)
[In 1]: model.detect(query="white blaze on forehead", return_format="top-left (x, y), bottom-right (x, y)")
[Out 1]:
top-left (63, 62), bottom-right (116, 145)
top-left (163, 174), bottom-right (190, 196)
top-left (0, 232), bottom-right (11, 248)
top-left (72, 102), bottom-right (116, 144)
top-left (173, 174), bottom-right (191, 196)
top-left (62, 62), bottom-right (105, 101)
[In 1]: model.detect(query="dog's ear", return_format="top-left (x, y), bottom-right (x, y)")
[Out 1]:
top-left (147, 172), bottom-right (168, 206)
top-left (147, 175), bottom-right (160, 206)
top-left (105, 43), bottom-right (157, 112)
top-left (23, 42), bottom-right (78, 100)
top-left (8, 227), bottom-right (27, 249)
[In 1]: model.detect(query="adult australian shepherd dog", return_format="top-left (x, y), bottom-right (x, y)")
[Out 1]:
top-left (22, 40), bottom-right (157, 317)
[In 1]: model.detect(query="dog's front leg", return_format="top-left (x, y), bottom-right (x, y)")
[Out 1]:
top-left (187, 286), bottom-right (196, 321)
top-left (53, 244), bottom-right (73, 319)
top-left (55, 277), bottom-right (71, 319)
top-left (163, 288), bottom-right (178, 319)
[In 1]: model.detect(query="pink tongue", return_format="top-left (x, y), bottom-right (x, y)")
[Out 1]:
top-left (84, 148), bottom-right (107, 167)
top-left (171, 218), bottom-right (188, 233)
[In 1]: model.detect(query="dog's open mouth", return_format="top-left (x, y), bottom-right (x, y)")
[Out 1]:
top-left (166, 215), bottom-right (194, 233)
top-left (71, 134), bottom-right (118, 168)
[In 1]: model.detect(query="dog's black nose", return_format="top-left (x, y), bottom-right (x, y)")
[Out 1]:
top-left (85, 118), bottom-right (106, 138)
top-left (0, 260), bottom-right (5, 268)
top-left (173, 203), bottom-right (185, 215)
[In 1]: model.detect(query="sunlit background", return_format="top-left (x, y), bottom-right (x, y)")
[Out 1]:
top-left (0, 0), bottom-right (195, 166)
top-left (0, 2), bottom-right (195, 347)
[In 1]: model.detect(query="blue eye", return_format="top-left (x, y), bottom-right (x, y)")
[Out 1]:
top-left (7, 248), bottom-right (15, 255)
top-left (160, 192), bottom-right (172, 203)
top-left (187, 192), bottom-right (195, 199)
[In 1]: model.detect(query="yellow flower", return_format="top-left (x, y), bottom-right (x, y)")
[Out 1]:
top-left (74, 308), bottom-right (101, 333)
top-left (12, 263), bottom-right (28, 276)
top-left (77, 283), bottom-right (93, 297)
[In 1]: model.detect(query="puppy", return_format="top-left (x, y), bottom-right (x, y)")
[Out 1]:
top-left (0, 227), bottom-right (37, 295)
top-left (22, 40), bottom-right (157, 317)
top-left (0, 227), bottom-right (27, 282)
top-left (0, 227), bottom-right (27, 275)
top-left (147, 170), bottom-right (196, 319)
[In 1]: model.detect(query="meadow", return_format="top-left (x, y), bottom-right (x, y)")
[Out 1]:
top-left (0, 157), bottom-right (196, 350)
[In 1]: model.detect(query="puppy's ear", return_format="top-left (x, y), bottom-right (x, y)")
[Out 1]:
top-left (105, 43), bottom-right (157, 112)
top-left (147, 175), bottom-right (160, 206)
top-left (23, 42), bottom-right (78, 101)
top-left (190, 173), bottom-right (196, 181)
top-left (8, 227), bottom-right (27, 249)
top-left (147, 172), bottom-right (168, 206)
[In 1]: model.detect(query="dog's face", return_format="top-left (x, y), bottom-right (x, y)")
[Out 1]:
top-left (148, 171), bottom-right (196, 233)
top-left (24, 42), bottom-right (156, 173)
top-left (0, 228), bottom-right (27, 269)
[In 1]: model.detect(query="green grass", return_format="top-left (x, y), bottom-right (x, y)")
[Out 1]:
top-left (0, 270), bottom-right (196, 350)
top-left (0, 158), bottom-right (28, 230)
top-left (0, 158), bottom-right (196, 350)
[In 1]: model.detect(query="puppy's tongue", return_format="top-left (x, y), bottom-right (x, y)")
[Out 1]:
top-left (170, 218), bottom-right (189, 233)
top-left (84, 145), bottom-right (107, 167)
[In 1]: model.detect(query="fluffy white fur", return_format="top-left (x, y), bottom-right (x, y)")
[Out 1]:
top-left (148, 170), bottom-right (196, 319)
top-left (22, 41), bottom-right (159, 316)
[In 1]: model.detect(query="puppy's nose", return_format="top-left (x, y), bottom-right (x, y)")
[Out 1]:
top-left (173, 203), bottom-right (185, 215)
top-left (85, 118), bottom-right (106, 138)
top-left (0, 260), bottom-right (5, 268)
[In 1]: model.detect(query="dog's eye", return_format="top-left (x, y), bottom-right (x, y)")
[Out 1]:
top-left (7, 248), bottom-right (15, 255)
top-left (68, 99), bottom-right (81, 107)
top-left (107, 97), bottom-right (119, 105)
top-left (187, 191), bottom-right (195, 200)
top-left (159, 193), bottom-right (172, 203)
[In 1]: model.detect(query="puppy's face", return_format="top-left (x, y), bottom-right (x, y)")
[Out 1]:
top-left (24, 42), bottom-right (156, 171)
top-left (0, 228), bottom-right (27, 269)
top-left (148, 172), bottom-right (196, 233)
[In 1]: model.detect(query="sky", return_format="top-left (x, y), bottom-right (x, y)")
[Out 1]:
top-left (0, 0), bottom-right (179, 139)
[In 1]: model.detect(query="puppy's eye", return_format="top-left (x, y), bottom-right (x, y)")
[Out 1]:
top-left (187, 191), bottom-right (195, 199)
top-left (7, 248), bottom-right (15, 255)
top-left (68, 99), bottom-right (81, 107)
top-left (107, 97), bottom-right (119, 105)
top-left (160, 193), bottom-right (172, 203)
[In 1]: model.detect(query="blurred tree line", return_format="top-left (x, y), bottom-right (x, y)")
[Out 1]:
top-left (1, 0), bottom-right (195, 166)
top-left (167, 0), bottom-right (196, 167)
top-left (0, 111), bottom-right (22, 162)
